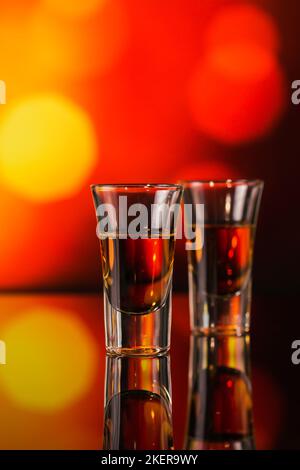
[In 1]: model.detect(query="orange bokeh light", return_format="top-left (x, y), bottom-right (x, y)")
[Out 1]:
top-left (0, 308), bottom-right (98, 411)
top-left (42, 0), bottom-right (107, 18)
top-left (0, 1), bottom-right (128, 92)
top-left (188, 43), bottom-right (285, 144)
top-left (28, 1), bottom-right (128, 81)
top-left (204, 4), bottom-right (280, 53)
top-left (0, 94), bottom-right (97, 202)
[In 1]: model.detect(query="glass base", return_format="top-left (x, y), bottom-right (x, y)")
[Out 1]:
top-left (192, 325), bottom-right (249, 337)
top-left (104, 290), bottom-right (171, 356)
top-left (189, 285), bottom-right (251, 336)
top-left (105, 346), bottom-right (169, 357)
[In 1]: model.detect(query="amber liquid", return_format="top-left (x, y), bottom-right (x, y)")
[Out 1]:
top-left (188, 224), bottom-right (254, 296)
top-left (103, 390), bottom-right (174, 450)
top-left (186, 366), bottom-right (254, 450)
top-left (100, 233), bottom-right (175, 314)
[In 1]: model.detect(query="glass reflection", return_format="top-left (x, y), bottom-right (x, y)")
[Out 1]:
top-left (103, 354), bottom-right (174, 450)
top-left (185, 335), bottom-right (255, 450)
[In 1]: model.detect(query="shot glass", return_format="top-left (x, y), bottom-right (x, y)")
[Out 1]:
top-left (91, 184), bottom-right (183, 355)
top-left (183, 180), bottom-right (263, 335)
top-left (103, 354), bottom-right (173, 450)
top-left (185, 334), bottom-right (255, 450)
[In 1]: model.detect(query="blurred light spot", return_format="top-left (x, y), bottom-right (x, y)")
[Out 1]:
top-left (42, 0), bottom-right (107, 18)
top-left (0, 94), bottom-right (97, 202)
top-left (0, 10), bottom-right (36, 100)
top-left (29, 2), bottom-right (128, 80)
top-left (225, 193), bottom-right (231, 214)
top-left (0, 3), bottom-right (127, 89)
top-left (231, 236), bottom-right (238, 249)
top-left (204, 4), bottom-right (280, 53)
top-left (211, 43), bottom-right (276, 81)
top-left (188, 44), bottom-right (285, 144)
top-left (0, 309), bottom-right (98, 411)
top-left (226, 379), bottom-right (233, 389)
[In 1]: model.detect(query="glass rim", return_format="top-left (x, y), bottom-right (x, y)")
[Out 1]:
top-left (181, 179), bottom-right (264, 188)
top-left (90, 183), bottom-right (183, 191)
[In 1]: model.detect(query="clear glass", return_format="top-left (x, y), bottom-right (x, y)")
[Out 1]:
top-left (103, 354), bottom-right (173, 450)
top-left (91, 184), bottom-right (183, 355)
top-left (183, 180), bottom-right (263, 335)
top-left (185, 334), bottom-right (255, 450)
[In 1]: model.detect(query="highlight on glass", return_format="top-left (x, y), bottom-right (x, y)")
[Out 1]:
top-left (103, 355), bottom-right (173, 450)
top-left (91, 183), bottom-right (183, 355)
top-left (183, 179), bottom-right (264, 335)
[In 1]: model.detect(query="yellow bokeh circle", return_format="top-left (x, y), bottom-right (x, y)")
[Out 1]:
top-left (0, 309), bottom-right (98, 411)
top-left (0, 94), bottom-right (97, 202)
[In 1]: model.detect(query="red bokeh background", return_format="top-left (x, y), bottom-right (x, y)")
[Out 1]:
top-left (0, 0), bottom-right (299, 451)
top-left (0, 0), bottom-right (298, 294)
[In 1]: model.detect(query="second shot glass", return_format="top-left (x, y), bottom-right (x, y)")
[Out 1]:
top-left (183, 179), bottom-right (263, 335)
